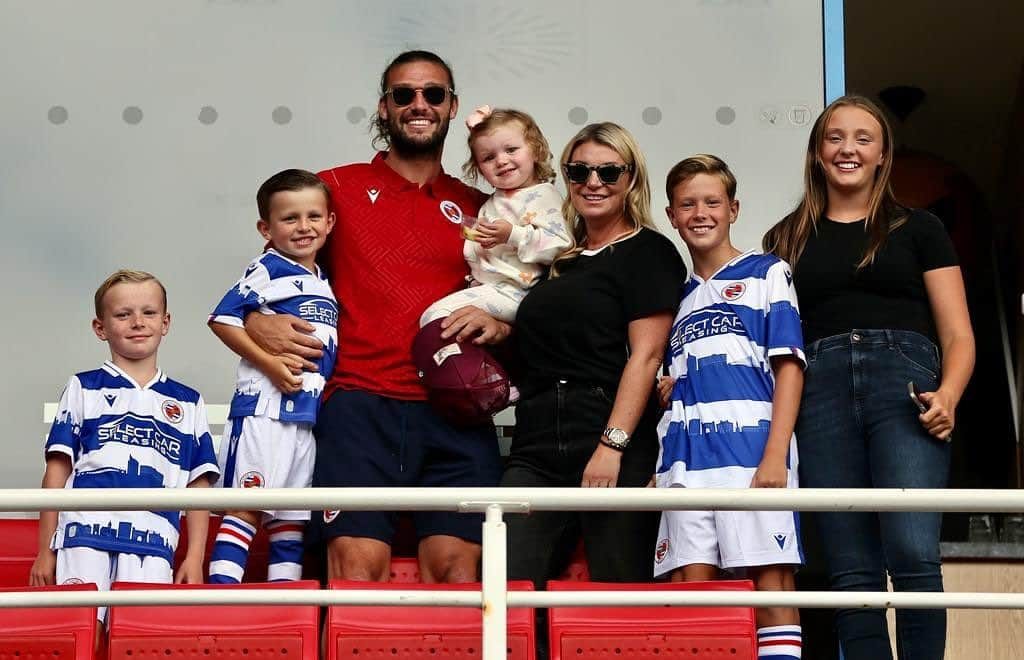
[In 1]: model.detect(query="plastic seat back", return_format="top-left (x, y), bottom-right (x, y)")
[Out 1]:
top-left (0, 519), bottom-right (40, 587)
top-left (327, 580), bottom-right (536, 660)
top-left (546, 579), bottom-right (757, 660)
top-left (108, 580), bottom-right (318, 658)
top-left (0, 583), bottom-right (98, 660)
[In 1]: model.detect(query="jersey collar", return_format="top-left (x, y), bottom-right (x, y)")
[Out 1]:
top-left (102, 360), bottom-right (166, 390)
top-left (371, 151), bottom-right (460, 199)
top-left (691, 249), bottom-right (759, 284)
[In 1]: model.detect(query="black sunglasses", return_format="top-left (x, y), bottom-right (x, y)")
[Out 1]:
top-left (384, 85), bottom-right (454, 107)
top-left (563, 162), bottom-right (633, 185)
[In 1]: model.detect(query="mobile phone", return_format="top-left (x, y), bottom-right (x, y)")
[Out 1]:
top-left (908, 381), bottom-right (928, 413)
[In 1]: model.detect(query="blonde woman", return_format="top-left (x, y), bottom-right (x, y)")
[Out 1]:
top-left (764, 95), bottom-right (975, 660)
top-left (503, 122), bottom-right (686, 586)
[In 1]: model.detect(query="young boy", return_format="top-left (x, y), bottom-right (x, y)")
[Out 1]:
top-left (207, 169), bottom-right (337, 584)
top-left (655, 155), bottom-right (806, 660)
top-left (31, 269), bottom-right (219, 623)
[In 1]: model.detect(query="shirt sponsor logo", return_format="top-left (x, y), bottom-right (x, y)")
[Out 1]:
top-left (97, 414), bottom-right (182, 461)
top-left (670, 310), bottom-right (744, 350)
top-left (439, 200), bottom-right (464, 224)
top-left (298, 299), bottom-right (338, 327)
top-left (722, 282), bottom-right (746, 301)
top-left (162, 401), bottom-right (183, 423)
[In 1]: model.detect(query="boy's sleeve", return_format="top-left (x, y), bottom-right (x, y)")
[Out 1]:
top-left (764, 259), bottom-right (806, 367)
top-left (187, 395), bottom-right (220, 485)
top-left (45, 376), bottom-right (83, 462)
top-left (507, 184), bottom-right (572, 265)
top-left (209, 258), bottom-right (271, 327)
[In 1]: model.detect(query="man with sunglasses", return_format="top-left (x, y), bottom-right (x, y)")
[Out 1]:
top-left (245, 50), bottom-right (509, 584)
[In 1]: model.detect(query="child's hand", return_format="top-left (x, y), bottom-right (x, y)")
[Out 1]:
top-left (750, 457), bottom-right (788, 488)
top-left (263, 354), bottom-right (304, 394)
top-left (475, 218), bottom-right (513, 249)
top-left (656, 376), bottom-right (676, 409)
top-left (174, 556), bottom-right (204, 584)
top-left (29, 549), bottom-right (56, 586)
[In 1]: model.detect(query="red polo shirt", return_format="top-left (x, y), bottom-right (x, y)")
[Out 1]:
top-left (318, 153), bottom-right (488, 400)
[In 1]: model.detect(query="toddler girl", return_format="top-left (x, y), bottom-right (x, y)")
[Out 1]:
top-left (419, 106), bottom-right (570, 326)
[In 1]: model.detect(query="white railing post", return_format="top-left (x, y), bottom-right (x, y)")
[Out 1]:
top-left (481, 503), bottom-right (507, 660)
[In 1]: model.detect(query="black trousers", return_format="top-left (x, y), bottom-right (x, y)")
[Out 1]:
top-left (502, 381), bottom-right (661, 588)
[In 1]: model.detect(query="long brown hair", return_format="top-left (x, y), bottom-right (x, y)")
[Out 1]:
top-left (763, 94), bottom-right (907, 269)
top-left (551, 122), bottom-right (655, 276)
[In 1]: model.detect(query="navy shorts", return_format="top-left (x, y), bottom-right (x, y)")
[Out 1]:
top-left (310, 389), bottom-right (502, 545)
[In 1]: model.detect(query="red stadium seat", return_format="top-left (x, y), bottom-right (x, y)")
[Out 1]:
top-left (0, 583), bottom-right (98, 659)
top-left (327, 580), bottom-right (536, 660)
top-left (0, 518), bottom-right (39, 587)
top-left (546, 579), bottom-right (757, 660)
top-left (389, 556), bottom-right (422, 583)
top-left (108, 580), bottom-right (318, 658)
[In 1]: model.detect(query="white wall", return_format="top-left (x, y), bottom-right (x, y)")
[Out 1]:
top-left (0, 0), bottom-right (825, 486)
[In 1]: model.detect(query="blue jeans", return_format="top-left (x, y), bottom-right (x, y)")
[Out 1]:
top-left (797, 330), bottom-right (950, 660)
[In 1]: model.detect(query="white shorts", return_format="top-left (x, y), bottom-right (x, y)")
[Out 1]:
top-left (57, 546), bottom-right (172, 622)
top-left (653, 493), bottom-right (803, 577)
top-left (217, 416), bottom-right (315, 521)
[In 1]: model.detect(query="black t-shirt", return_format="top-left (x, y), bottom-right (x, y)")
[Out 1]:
top-left (515, 227), bottom-right (686, 392)
top-left (793, 208), bottom-right (958, 345)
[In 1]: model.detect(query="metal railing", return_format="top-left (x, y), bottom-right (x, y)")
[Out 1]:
top-left (4, 486), bottom-right (1024, 660)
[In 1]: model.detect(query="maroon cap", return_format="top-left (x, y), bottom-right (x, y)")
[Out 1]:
top-left (412, 319), bottom-right (511, 427)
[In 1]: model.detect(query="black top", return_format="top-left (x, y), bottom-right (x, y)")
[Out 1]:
top-left (793, 208), bottom-right (958, 345)
top-left (516, 227), bottom-right (686, 392)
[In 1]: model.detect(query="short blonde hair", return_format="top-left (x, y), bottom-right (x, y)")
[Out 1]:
top-left (551, 122), bottom-right (655, 276)
top-left (462, 108), bottom-right (556, 184)
top-left (94, 269), bottom-right (167, 317)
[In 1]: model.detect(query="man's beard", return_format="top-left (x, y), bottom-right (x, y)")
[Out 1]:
top-left (387, 110), bottom-right (450, 157)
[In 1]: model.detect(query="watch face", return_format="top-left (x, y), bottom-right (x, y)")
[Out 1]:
top-left (607, 428), bottom-right (628, 443)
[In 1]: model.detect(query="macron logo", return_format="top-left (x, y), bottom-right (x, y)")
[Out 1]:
top-left (367, 188), bottom-right (380, 204)
top-left (293, 280), bottom-right (304, 292)
top-left (103, 394), bottom-right (117, 406)
top-left (773, 533), bottom-right (787, 550)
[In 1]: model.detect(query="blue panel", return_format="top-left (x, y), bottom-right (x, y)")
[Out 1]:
top-left (823, 0), bottom-right (846, 103)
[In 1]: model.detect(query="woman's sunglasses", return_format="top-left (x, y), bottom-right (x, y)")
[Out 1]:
top-left (384, 85), bottom-right (454, 107)
top-left (563, 162), bottom-right (632, 185)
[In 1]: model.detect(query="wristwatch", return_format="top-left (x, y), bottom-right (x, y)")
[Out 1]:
top-left (600, 427), bottom-right (631, 451)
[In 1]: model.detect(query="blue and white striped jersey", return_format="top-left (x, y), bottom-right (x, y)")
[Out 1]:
top-left (45, 361), bottom-right (220, 563)
top-left (210, 249), bottom-right (338, 424)
top-left (656, 251), bottom-right (805, 489)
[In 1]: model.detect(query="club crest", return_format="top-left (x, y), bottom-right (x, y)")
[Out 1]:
top-left (241, 471), bottom-right (264, 488)
top-left (439, 200), bottom-right (463, 224)
top-left (722, 282), bottom-right (746, 301)
top-left (655, 538), bottom-right (670, 564)
top-left (162, 400), bottom-right (183, 423)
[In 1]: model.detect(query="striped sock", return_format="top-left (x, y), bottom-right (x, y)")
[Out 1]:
top-left (266, 519), bottom-right (305, 581)
top-left (758, 625), bottom-right (801, 659)
top-left (208, 515), bottom-right (256, 584)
